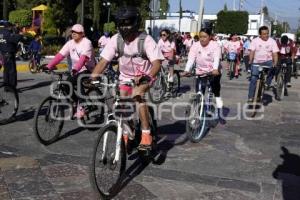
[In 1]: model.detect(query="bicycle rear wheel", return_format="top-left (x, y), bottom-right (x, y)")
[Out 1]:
top-left (28, 59), bottom-right (37, 73)
top-left (91, 122), bottom-right (126, 199)
top-left (0, 86), bottom-right (19, 124)
top-left (149, 71), bottom-right (167, 104)
top-left (186, 94), bottom-right (208, 143)
top-left (34, 96), bottom-right (65, 145)
top-left (170, 71), bottom-right (180, 97)
top-left (229, 61), bottom-right (234, 80)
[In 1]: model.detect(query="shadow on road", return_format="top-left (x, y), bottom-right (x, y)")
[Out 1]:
top-left (273, 146), bottom-right (300, 200)
top-left (18, 78), bottom-right (34, 83)
top-left (18, 81), bottom-right (52, 93)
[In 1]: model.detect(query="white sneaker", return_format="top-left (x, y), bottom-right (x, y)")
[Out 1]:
top-left (216, 97), bottom-right (223, 109)
top-left (168, 74), bottom-right (174, 82)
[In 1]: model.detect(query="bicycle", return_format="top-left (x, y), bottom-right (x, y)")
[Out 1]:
top-left (0, 85), bottom-right (19, 125)
top-left (293, 59), bottom-right (299, 79)
top-left (185, 72), bottom-right (217, 143)
top-left (34, 69), bottom-right (105, 145)
top-left (90, 77), bottom-right (157, 199)
top-left (227, 52), bottom-right (237, 80)
top-left (148, 64), bottom-right (180, 104)
top-left (276, 62), bottom-right (289, 101)
top-left (28, 52), bottom-right (42, 73)
top-left (249, 65), bottom-right (270, 117)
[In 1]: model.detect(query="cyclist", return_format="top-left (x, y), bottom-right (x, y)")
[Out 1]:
top-left (181, 28), bottom-right (224, 121)
top-left (294, 41), bottom-right (300, 78)
top-left (91, 6), bottom-right (163, 153)
top-left (193, 35), bottom-right (199, 43)
top-left (247, 26), bottom-right (279, 103)
top-left (158, 29), bottom-right (176, 93)
top-left (224, 33), bottom-right (241, 77)
top-left (46, 24), bottom-right (96, 118)
top-left (98, 32), bottom-right (110, 56)
top-left (28, 34), bottom-right (42, 66)
top-left (277, 35), bottom-right (296, 87)
top-left (243, 37), bottom-right (251, 73)
top-left (183, 33), bottom-right (193, 55)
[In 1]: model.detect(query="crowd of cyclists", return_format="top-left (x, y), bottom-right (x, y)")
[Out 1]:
top-left (1, 5), bottom-right (299, 159)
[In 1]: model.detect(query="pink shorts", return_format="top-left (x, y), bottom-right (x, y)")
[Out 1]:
top-left (119, 84), bottom-right (133, 95)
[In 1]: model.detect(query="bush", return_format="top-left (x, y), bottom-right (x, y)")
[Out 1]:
top-left (9, 9), bottom-right (32, 27)
top-left (42, 36), bottom-right (66, 46)
top-left (103, 22), bottom-right (116, 33)
top-left (216, 11), bottom-right (249, 35)
top-left (41, 44), bottom-right (62, 55)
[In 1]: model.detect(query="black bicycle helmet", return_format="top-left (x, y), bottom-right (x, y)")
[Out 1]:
top-left (281, 35), bottom-right (289, 45)
top-left (115, 6), bottom-right (141, 39)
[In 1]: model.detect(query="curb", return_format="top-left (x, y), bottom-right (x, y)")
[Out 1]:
top-left (1, 63), bottom-right (68, 73)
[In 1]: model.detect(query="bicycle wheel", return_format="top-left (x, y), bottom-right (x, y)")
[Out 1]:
top-left (186, 94), bottom-right (208, 143)
top-left (0, 86), bottom-right (19, 124)
top-left (148, 71), bottom-right (167, 104)
top-left (91, 122), bottom-right (126, 199)
top-left (170, 71), bottom-right (180, 97)
top-left (276, 73), bottom-right (284, 101)
top-left (229, 61), bottom-right (234, 80)
top-left (28, 59), bottom-right (37, 73)
top-left (34, 96), bottom-right (64, 145)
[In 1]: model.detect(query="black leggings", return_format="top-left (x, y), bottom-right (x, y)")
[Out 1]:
top-left (195, 74), bottom-right (221, 97)
top-left (66, 71), bottom-right (89, 104)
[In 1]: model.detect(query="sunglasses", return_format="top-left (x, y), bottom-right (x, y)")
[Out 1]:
top-left (160, 33), bottom-right (167, 37)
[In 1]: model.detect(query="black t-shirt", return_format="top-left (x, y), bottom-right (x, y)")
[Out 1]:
top-left (0, 27), bottom-right (22, 53)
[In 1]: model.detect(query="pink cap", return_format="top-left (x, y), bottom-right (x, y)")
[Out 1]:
top-left (71, 24), bottom-right (84, 33)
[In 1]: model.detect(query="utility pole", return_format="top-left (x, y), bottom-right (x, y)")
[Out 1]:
top-left (198, 0), bottom-right (205, 32)
top-left (81, 0), bottom-right (84, 25)
top-left (239, 0), bottom-right (244, 11)
top-left (233, 0), bottom-right (236, 11)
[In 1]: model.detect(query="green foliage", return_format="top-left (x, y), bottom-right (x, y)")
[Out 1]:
top-left (215, 10), bottom-right (249, 35)
top-left (159, 0), bottom-right (169, 19)
top-left (41, 44), bottom-right (62, 55)
top-left (15, 0), bottom-right (46, 10)
top-left (223, 3), bottom-right (228, 11)
top-left (9, 9), bottom-right (32, 27)
top-left (103, 22), bottom-right (116, 33)
top-left (43, 7), bottom-right (58, 36)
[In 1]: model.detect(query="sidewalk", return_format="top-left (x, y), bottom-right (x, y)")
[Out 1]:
top-left (0, 145), bottom-right (98, 200)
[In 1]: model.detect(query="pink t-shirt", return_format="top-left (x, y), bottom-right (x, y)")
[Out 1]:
top-left (98, 36), bottom-right (110, 48)
top-left (183, 38), bottom-right (193, 49)
top-left (296, 47), bottom-right (300, 56)
top-left (158, 39), bottom-right (176, 60)
top-left (225, 41), bottom-right (241, 53)
top-left (59, 37), bottom-right (95, 72)
top-left (250, 37), bottom-right (279, 63)
top-left (188, 41), bottom-right (221, 75)
top-left (100, 33), bottom-right (164, 83)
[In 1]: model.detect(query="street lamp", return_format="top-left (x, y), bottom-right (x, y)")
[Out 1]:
top-left (103, 1), bottom-right (111, 23)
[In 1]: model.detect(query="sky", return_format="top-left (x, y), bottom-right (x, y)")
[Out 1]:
top-left (168, 0), bottom-right (300, 29)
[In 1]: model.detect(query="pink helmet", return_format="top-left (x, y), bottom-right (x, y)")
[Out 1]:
top-left (71, 24), bottom-right (84, 33)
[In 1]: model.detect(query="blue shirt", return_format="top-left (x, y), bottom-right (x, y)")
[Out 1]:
top-left (29, 40), bottom-right (41, 52)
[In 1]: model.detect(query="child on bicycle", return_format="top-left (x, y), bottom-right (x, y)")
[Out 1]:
top-left (28, 35), bottom-right (42, 66)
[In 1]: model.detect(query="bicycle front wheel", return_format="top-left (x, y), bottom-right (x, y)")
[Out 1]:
top-left (34, 96), bottom-right (65, 145)
top-left (170, 71), bottom-right (180, 97)
top-left (276, 72), bottom-right (284, 101)
top-left (186, 94), bottom-right (208, 143)
top-left (91, 122), bottom-right (126, 199)
top-left (0, 86), bottom-right (19, 124)
top-left (28, 59), bottom-right (37, 73)
top-left (149, 71), bottom-right (167, 104)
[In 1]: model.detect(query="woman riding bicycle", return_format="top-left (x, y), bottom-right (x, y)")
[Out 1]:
top-left (46, 24), bottom-right (96, 118)
top-left (181, 28), bottom-right (224, 121)
top-left (224, 33), bottom-right (242, 77)
top-left (158, 29), bottom-right (176, 92)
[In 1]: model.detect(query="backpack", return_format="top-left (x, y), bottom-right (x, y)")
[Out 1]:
top-left (116, 32), bottom-right (148, 60)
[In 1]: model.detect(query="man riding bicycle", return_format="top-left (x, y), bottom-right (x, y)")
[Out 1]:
top-left (247, 26), bottom-right (279, 103)
top-left (277, 35), bottom-right (296, 87)
top-left (91, 6), bottom-right (163, 153)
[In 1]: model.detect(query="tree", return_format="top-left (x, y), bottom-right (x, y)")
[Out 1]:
top-left (93, 0), bottom-right (101, 30)
top-left (223, 3), bottom-right (228, 11)
top-left (9, 9), bottom-right (32, 27)
top-left (262, 6), bottom-right (269, 16)
top-left (215, 10), bottom-right (249, 34)
top-left (160, 0), bottom-right (169, 19)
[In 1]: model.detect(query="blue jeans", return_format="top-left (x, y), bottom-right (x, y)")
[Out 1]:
top-left (248, 61), bottom-right (274, 99)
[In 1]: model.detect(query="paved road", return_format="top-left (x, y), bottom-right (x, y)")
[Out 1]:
top-left (0, 70), bottom-right (300, 200)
